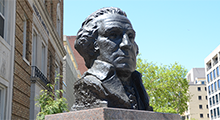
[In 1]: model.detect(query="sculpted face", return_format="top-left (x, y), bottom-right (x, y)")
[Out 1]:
top-left (96, 14), bottom-right (138, 72)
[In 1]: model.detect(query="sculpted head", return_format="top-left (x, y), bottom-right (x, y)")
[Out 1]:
top-left (74, 7), bottom-right (139, 73)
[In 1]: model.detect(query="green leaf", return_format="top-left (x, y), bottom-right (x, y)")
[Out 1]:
top-left (136, 54), bottom-right (191, 114)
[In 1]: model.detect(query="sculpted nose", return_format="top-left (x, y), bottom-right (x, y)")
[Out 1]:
top-left (120, 34), bottom-right (132, 49)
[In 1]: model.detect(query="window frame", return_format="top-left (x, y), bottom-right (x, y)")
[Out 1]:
top-left (213, 96), bottom-right (215, 105)
top-left (0, 84), bottom-right (6, 120)
top-left (214, 69), bottom-right (216, 79)
top-left (218, 80), bottom-right (220, 90)
top-left (54, 62), bottom-right (60, 91)
top-left (199, 105), bottom-right (202, 109)
top-left (208, 85), bottom-right (211, 94)
top-left (200, 113), bottom-right (203, 118)
top-left (214, 108), bottom-right (216, 118)
top-left (56, 2), bottom-right (61, 37)
top-left (41, 41), bottom-right (47, 75)
top-left (22, 14), bottom-right (30, 65)
top-left (198, 87), bottom-right (201, 91)
top-left (215, 81), bottom-right (218, 91)
top-left (198, 96), bottom-right (202, 100)
top-left (217, 107), bottom-right (220, 116)
top-left (207, 74), bottom-right (210, 83)
top-left (0, 0), bottom-right (5, 39)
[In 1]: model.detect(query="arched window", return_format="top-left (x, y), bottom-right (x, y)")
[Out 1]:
top-left (56, 3), bottom-right (61, 37)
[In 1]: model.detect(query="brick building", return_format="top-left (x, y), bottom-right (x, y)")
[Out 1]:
top-left (66, 36), bottom-right (88, 75)
top-left (0, 0), bottom-right (65, 119)
top-left (63, 35), bottom-right (81, 110)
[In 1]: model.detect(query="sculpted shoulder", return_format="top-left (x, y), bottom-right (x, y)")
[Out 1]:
top-left (74, 75), bottom-right (102, 87)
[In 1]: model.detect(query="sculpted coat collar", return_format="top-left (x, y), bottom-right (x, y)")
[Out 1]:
top-left (84, 60), bottom-right (131, 108)
top-left (82, 60), bottom-right (150, 110)
top-left (85, 60), bottom-right (116, 81)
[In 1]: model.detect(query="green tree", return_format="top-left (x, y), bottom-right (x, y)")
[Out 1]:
top-left (35, 74), bottom-right (69, 120)
top-left (136, 55), bottom-right (190, 114)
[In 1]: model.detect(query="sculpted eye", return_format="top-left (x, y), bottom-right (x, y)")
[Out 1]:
top-left (109, 32), bottom-right (118, 40)
top-left (128, 33), bottom-right (134, 40)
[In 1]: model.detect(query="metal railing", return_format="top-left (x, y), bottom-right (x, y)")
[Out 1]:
top-left (31, 66), bottom-right (50, 85)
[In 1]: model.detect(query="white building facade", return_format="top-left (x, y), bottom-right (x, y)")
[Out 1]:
top-left (184, 68), bottom-right (209, 120)
top-left (205, 45), bottom-right (220, 120)
top-left (0, 1), bottom-right (16, 119)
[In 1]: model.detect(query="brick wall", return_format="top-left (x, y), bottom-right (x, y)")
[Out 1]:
top-left (47, 40), bottom-right (63, 92)
top-left (67, 36), bottom-right (88, 75)
top-left (45, 0), bottom-right (63, 42)
top-left (47, 41), bottom-right (56, 84)
top-left (12, 0), bottom-right (64, 119)
top-left (12, 0), bottom-right (33, 119)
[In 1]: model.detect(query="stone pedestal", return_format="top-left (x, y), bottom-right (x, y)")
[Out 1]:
top-left (45, 107), bottom-right (181, 120)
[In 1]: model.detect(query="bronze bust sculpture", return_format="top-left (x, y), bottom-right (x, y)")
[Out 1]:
top-left (73, 7), bottom-right (153, 111)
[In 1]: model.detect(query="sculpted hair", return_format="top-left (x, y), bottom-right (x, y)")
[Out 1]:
top-left (74, 7), bottom-right (127, 68)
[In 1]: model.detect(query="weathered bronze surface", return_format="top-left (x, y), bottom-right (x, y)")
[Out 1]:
top-left (72, 7), bottom-right (153, 111)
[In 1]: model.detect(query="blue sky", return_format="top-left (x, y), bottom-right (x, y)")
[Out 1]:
top-left (64, 0), bottom-right (220, 71)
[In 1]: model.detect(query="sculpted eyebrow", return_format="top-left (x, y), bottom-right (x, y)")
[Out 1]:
top-left (104, 26), bottom-right (123, 33)
top-left (127, 29), bottom-right (136, 34)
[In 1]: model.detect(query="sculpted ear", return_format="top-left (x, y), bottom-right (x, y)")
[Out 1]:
top-left (94, 41), bottom-right (99, 53)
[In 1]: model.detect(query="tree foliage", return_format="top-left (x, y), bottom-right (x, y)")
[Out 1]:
top-left (136, 55), bottom-right (190, 114)
top-left (35, 74), bottom-right (69, 120)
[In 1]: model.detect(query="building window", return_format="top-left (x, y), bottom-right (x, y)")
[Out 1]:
top-left (215, 82), bottom-right (218, 91)
top-left (214, 108), bottom-right (216, 118)
top-left (207, 113), bottom-right (209, 118)
top-left (0, 0), bottom-right (5, 38)
top-left (213, 96), bottom-right (215, 105)
top-left (32, 31), bottom-right (37, 66)
top-left (211, 110), bottom-right (213, 118)
top-left (207, 74), bottom-right (210, 83)
top-left (207, 105), bottom-right (208, 109)
top-left (212, 84), bottom-right (214, 93)
top-left (41, 42), bottom-right (46, 75)
top-left (216, 94), bottom-right (219, 104)
top-left (200, 114), bottom-right (203, 118)
top-left (22, 15), bottom-right (30, 64)
top-left (218, 107), bottom-right (220, 117)
top-left (48, 52), bottom-right (53, 81)
top-left (218, 80), bottom-right (220, 90)
top-left (210, 98), bottom-right (212, 106)
top-left (214, 69), bottom-right (216, 79)
top-left (198, 96), bottom-right (202, 100)
top-left (209, 86), bottom-right (211, 94)
top-left (56, 3), bottom-right (61, 37)
top-left (205, 87), bottom-right (207, 91)
top-left (211, 72), bottom-right (213, 81)
top-left (207, 62), bottom-right (212, 71)
top-left (198, 87), bottom-right (201, 91)
top-left (214, 57), bottom-right (218, 65)
top-left (206, 96), bottom-right (207, 100)
top-left (201, 81), bottom-right (205, 84)
top-left (217, 67), bottom-right (219, 77)
top-left (199, 105), bottom-right (202, 109)
top-left (219, 93), bottom-right (220, 103)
